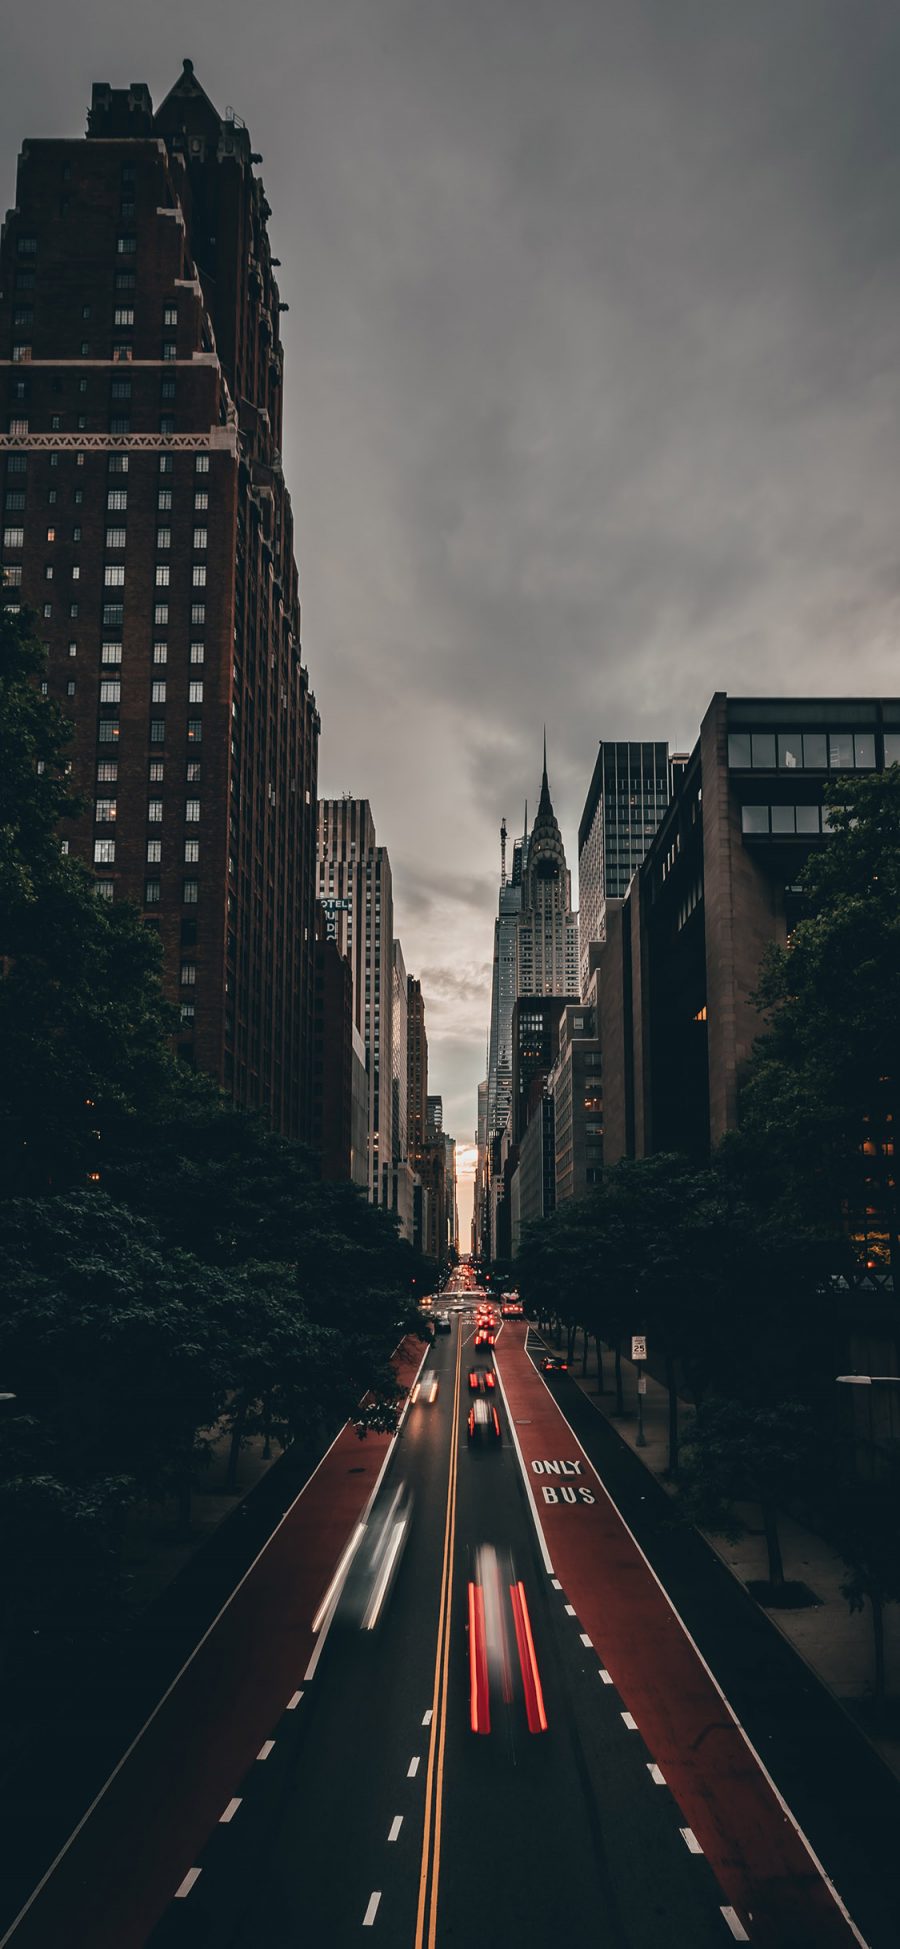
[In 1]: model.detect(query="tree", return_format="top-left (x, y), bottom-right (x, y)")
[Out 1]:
top-left (741, 769), bottom-right (900, 1282)
top-left (0, 608), bottom-right (184, 1195)
top-left (679, 1397), bottom-right (816, 1592)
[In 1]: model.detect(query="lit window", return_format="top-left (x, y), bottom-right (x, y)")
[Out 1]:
top-left (153, 643), bottom-right (168, 665)
top-left (104, 565), bottom-right (125, 587)
top-left (148, 798), bottom-right (163, 823)
top-left (144, 880), bottom-right (161, 905)
top-left (2, 566), bottom-right (22, 587)
top-left (3, 527), bottom-right (24, 549)
top-left (154, 603), bottom-right (169, 626)
top-left (155, 565), bottom-right (170, 587)
top-left (193, 527), bottom-right (207, 550)
top-left (96, 762), bottom-right (118, 783)
top-left (190, 643), bottom-right (204, 664)
top-left (108, 455), bottom-right (129, 474)
top-left (187, 719), bottom-right (202, 743)
top-left (188, 680), bottom-right (204, 703)
top-left (164, 306), bottom-right (178, 326)
top-left (94, 838), bottom-right (116, 864)
top-left (68, 640), bottom-right (77, 657)
top-left (105, 527), bottom-right (126, 548)
top-left (195, 454), bottom-right (210, 474)
top-left (158, 490), bottom-right (172, 512)
top-left (190, 603), bottom-right (205, 625)
top-left (194, 491), bottom-right (208, 511)
top-left (184, 838), bottom-right (199, 863)
top-left (94, 797), bottom-right (117, 823)
top-left (11, 345), bottom-right (31, 364)
top-left (114, 307), bottom-right (135, 327)
top-left (157, 527), bottom-right (171, 550)
top-left (185, 798), bottom-right (200, 823)
top-left (149, 760), bottom-right (164, 782)
top-left (98, 721), bottom-right (119, 744)
top-left (180, 961), bottom-right (197, 985)
top-left (99, 678), bottom-right (121, 704)
top-left (180, 1001), bottom-right (195, 1025)
top-left (162, 341), bottom-right (177, 362)
top-left (101, 642), bottom-right (122, 665)
top-left (44, 565), bottom-right (53, 581)
top-left (146, 839), bottom-right (161, 863)
top-left (183, 879), bottom-right (199, 904)
top-left (116, 235), bottom-right (137, 254)
top-left (151, 680), bottom-right (167, 703)
top-left (150, 720), bottom-right (165, 745)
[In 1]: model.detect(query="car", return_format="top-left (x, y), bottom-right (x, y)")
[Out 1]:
top-left (540, 1355), bottom-right (568, 1373)
top-left (474, 1330), bottom-right (496, 1349)
top-left (467, 1398), bottom-right (502, 1446)
top-left (411, 1373), bottom-right (439, 1405)
top-left (434, 1313), bottom-right (451, 1334)
top-left (468, 1368), bottom-right (496, 1393)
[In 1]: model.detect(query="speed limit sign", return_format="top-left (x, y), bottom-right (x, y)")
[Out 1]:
top-left (631, 1335), bottom-right (647, 1363)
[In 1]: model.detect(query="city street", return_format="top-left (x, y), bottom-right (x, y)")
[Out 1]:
top-left (2, 1283), bottom-right (889, 1949)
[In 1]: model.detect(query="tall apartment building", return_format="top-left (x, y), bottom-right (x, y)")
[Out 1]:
top-left (578, 741), bottom-right (671, 997)
top-left (316, 796), bottom-right (394, 1204)
top-left (0, 64), bottom-right (320, 1133)
top-left (407, 975), bottom-right (428, 1157)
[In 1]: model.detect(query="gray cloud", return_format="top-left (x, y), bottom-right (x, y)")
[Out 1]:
top-left (6, 2), bottom-right (900, 1231)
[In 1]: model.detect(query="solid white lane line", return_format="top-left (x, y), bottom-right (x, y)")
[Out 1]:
top-left (720, 1907), bottom-right (750, 1941)
top-left (527, 1373), bottom-right (872, 1949)
top-left (407, 1755), bottom-right (420, 1777)
top-left (564, 1603), bottom-right (576, 1616)
top-left (647, 1763), bottom-right (666, 1785)
top-left (422, 1709), bottom-right (433, 1725)
top-left (388, 1816), bottom-right (403, 1842)
top-left (621, 1711), bottom-right (638, 1731)
top-left (580, 1632), bottom-right (593, 1647)
top-left (491, 1356), bottom-right (555, 1574)
top-left (174, 1868), bottom-right (201, 1899)
top-left (362, 1891), bottom-right (381, 1926)
top-left (257, 1740), bottom-right (275, 1761)
top-left (680, 1827), bottom-right (703, 1854)
top-left (287, 1690), bottom-right (303, 1709)
top-left (219, 1798), bottom-right (242, 1823)
top-left (599, 1669), bottom-right (613, 1685)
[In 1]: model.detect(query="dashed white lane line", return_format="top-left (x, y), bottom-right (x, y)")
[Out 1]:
top-left (680, 1827), bottom-right (703, 1854)
top-left (720, 1908), bottom-right (750, 1942)
top-left (257, 1740), bottom-right (275, 1761)
top-left (388, 1816), bottom-right (403, 1843)
top-left (174, 1868), bottom-right (201, 1899)
top-left (287, 1690), bottom-right (303, 1710)
top-left (621, 1711), bottom-right (638, 1731)
top-left (407, 1756), bottom-right (420, 1777)
top-left (580, 1632), bottom-right (593, 1647)
top-left (422, 1709), bottom-right (433, 1726)
top-left (219, 1798), bottom-right (242, 1823)
top-left (599, 1669), bottom-right (613, 1685)
top-left (564, 1603), bottom-right (576, 1616)
top-left (551, 1578), bottom-right (562, 1590)
top-left (362, 1891), bottom-right (382, 1926)
top-left (647, 1763), bottom-right (666, 1786)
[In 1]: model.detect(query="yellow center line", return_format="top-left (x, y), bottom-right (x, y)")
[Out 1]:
top-left (414, 1325), bottom-right (461, 1949)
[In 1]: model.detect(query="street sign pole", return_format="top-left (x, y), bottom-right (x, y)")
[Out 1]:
top-left (631, 1334), bottom-right (648, 1447)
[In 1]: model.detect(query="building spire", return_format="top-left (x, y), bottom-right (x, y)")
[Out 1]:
top-left (542, 724), bottom-right (548, 787)
top-left (500, 817), bottom-right (508, 887)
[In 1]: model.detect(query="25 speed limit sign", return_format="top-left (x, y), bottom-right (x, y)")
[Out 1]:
top-left (631, 1335), bottom-right (647, 1363)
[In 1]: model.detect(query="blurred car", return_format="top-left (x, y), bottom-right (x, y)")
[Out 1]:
top-left (467, 1399), bottom-right (502, 1446)
top-left (338, 1482), bottom-right (413, 1630)
top-left (467, 1368), bottom-right (496, 1393)
top-left (411, 1373), bottom-right (439, 1405)
top-left (540, 1354), bottom-right (568, 1373)
top-left (474, 1329), bottom-right (496, 1349)
top-left (434, 1312), bottom-right (452, 1334)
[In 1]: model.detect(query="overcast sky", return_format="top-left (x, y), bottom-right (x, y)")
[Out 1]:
top-left (6, 1), bottom-right (900, 1237)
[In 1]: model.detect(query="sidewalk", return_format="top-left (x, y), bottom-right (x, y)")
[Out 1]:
top-left (556, 1334), bottom-right (900, 1782)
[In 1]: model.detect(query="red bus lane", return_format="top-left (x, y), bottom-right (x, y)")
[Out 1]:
top-left (1, 1337), bottom-right (425, 1949)
top-left (495, 1327), bottom-right (864, 1949)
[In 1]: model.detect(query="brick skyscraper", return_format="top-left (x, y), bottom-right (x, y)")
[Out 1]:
top-left (0, 63), bottom-right (319, 1136)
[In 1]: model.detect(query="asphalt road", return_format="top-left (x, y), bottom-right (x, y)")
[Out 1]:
top-left (146, 1295), bottom-right (769, 1949)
